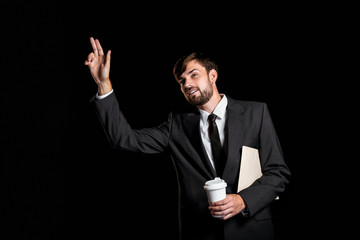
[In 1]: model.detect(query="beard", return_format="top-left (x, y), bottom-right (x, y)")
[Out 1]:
top-left (186, 80), bottom-right (213, 106)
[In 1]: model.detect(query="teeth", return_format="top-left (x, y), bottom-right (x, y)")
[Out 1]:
top-left (189, 89), bottom-right (198, 95)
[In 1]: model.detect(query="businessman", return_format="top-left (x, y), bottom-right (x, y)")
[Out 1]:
top-left (85, 37), bottom-right (290, 240)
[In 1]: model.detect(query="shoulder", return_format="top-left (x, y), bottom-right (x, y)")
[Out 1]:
top-left (168, 105), bottom-right (200, 120)
top-left (227, 96), bottom-right (267, 113)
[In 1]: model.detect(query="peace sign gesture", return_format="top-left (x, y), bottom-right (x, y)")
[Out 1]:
top-left (84, 37), bottom-right (112, 95)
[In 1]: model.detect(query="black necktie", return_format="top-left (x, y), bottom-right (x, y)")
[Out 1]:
top-left (208, 114), bottom-right (225, 177)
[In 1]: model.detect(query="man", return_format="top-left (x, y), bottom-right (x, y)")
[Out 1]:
top-left (85, 37), bottom-right (290, 240)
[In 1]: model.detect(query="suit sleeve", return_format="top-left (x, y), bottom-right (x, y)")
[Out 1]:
top-left (239, 103), bottom-right (291, 217)
top-left (90, 92), bottom-right (170, 154)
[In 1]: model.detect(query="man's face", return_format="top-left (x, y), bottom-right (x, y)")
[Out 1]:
top-left (176, 60), bottom-right (214, 106)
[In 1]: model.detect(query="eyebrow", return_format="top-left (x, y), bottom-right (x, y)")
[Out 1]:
top-left (186, 68), bottom-right (199, 75)
top-left (178, 68), bottom-right (200, 82)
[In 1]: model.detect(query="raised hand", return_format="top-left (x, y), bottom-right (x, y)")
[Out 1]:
top-left (84, 37), bottom-right (112, 95)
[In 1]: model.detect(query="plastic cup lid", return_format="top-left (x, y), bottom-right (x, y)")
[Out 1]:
top-left (204, 177), bottom-right (227, 190)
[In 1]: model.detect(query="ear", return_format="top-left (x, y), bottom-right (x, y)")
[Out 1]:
top-left (209, 69), bottom-right (218, 84)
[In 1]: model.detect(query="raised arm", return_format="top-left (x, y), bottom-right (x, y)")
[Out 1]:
top-left (84, 37), bottom-right (112, 95)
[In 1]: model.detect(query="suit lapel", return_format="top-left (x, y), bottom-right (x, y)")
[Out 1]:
top-left (183, 112), bottom-right (217, 180)
top-left (222, 98), bottom-right (245, 183)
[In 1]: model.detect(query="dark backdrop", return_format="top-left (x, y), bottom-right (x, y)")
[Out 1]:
top-left (2, 2), bottom-right (346, 240)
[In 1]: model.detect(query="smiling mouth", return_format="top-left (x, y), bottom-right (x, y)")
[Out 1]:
top-left (187, 89), bottom-right (199, 96)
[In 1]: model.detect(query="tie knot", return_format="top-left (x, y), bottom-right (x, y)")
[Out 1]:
top-left (208, 114), bottom-right (217, 123)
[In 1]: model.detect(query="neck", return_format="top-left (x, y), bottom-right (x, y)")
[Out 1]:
top-left (197, 90), bottom-right (222, 113)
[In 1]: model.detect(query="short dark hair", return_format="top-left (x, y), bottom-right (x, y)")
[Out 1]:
top-left (173, 52), bottom-right (218, 81)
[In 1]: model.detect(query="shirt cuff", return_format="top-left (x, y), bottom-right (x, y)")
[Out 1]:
top-left (96, 89), bottom-right (114, 100)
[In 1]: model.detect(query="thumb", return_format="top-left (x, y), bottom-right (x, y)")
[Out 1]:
top-left (105, 50), bottom-right (111, 68)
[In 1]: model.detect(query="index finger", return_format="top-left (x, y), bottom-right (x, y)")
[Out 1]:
top-left (95, 39), bottom-right (104, 56)
top-left (90, 37), bottom-right (98, 56)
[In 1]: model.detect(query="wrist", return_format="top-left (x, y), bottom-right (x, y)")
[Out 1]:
top-left (235, 194), bottom-right (248, 216)
top-left (98, 80), bottom-right (112, 96)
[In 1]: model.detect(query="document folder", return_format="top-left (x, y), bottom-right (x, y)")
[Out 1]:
top-left (237, 146), bottom-right (279, 200)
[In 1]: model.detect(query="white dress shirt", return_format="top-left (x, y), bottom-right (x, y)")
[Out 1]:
top-left (198, 95), bottom-right (228, 171)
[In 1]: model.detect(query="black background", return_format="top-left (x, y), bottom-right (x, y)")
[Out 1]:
top-left (1, 2), bottom-right (351, 240)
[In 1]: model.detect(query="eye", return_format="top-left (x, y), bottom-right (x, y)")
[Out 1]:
top-left (191, 73), bottom-right (198, 78)
top-left (178, 78), bottom-right (185, 85)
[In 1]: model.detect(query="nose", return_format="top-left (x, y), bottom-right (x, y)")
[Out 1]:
top-left (181, 79), bottom-right (192, 93)
top-left (183, 82), bottom-right (193, 92)
top-left (183, 77), bottom-right (193, 88)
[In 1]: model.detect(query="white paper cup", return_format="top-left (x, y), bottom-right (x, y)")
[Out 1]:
top-left (204, 177), bottom-right (227, 218)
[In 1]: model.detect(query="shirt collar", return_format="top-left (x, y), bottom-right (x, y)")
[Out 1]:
top-left (199, 94), bottom-right (228, 122)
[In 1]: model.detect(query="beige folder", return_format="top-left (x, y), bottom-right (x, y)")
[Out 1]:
top-left (237, 146), bottom-right (279, 200)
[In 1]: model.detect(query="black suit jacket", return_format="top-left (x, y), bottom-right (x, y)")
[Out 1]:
top-left (91, 92), bottom-right (290, 240)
